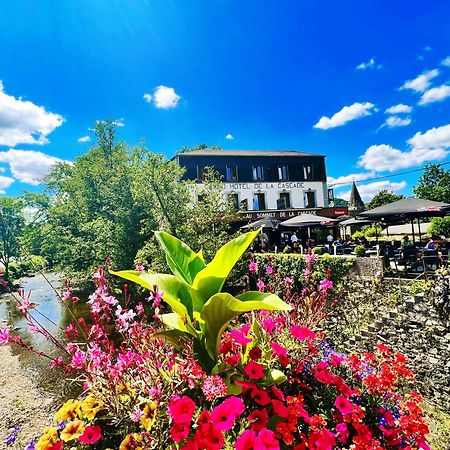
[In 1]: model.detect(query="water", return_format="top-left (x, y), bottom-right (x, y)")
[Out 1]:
top-left (0, 273), bottom-right (88, 395)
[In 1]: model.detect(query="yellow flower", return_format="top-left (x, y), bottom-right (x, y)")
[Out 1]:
top-left (119, 433), bottom-right (143, 450)
top-left (54, 399), bottom-right (81, 423)
top-left (139, 401), bottom-right (157, 431)
top-left (79, 395), bottom-right (104, 420)
top-left (60, 420), bottom-right (85, 442)
top-left (36, 426), bottom-right (59, 450)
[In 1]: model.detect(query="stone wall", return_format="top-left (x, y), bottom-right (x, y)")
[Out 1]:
top-left (349, 291), bottom-right (450, 411)
top-left (348, 256), bottom-right (385, 279)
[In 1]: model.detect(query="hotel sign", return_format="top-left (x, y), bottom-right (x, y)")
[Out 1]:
top-left (224, 182), bottom-right (305, 190)
top-left (237, 207), bottom-right (348, 221)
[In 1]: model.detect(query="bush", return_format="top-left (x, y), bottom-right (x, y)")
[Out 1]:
top-left (354, 245), bottom-right (366, 257)
top-left (311, 246), bottom-right (323, 255)
top-left (351, 230), bottom-right (364, 240)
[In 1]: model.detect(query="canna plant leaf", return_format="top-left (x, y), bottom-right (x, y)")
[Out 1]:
top-left (191, 229), bottom-right (260, 303)
top-left (110, 270), bottom-right (193, 318)
top-left (200, 292), bottom-right (291, 360)
top-left (154, 231), bottom-right (206, 284)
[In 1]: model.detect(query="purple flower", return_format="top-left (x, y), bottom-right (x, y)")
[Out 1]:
top-left (319, 279), bottom-right (333, 291)
top-left (5, 426), bottom-right (19, 445)
top-left (249, 261), bottom-right (258, 272)
top-left (265, 266), bottom-right (273, 275)
top-left (0, 327), bottom-right (10, 345)
top-left (24, 440), bottom-right (36, 450)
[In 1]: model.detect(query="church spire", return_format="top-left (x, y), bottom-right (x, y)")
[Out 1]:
top-left (348, 181), bottom-right (365, 213)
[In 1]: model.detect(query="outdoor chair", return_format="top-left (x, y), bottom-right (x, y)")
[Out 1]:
top-left (396, 246), bottom-right (417, 270)
top-left (422, 249), bottom-right (440, 272)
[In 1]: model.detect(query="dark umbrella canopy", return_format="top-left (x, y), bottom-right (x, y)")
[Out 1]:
top-left (358, 197), bottom-right (450, 221)
top-left (241, 217), bottom-right (281, 229)
top-left (280, 213), bottom-right (338, 228)
top-left (339, 217), bottom-right (374, 226)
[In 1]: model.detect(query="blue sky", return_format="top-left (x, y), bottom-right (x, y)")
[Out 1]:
top-left (0, 0), bottom-right (449, 200)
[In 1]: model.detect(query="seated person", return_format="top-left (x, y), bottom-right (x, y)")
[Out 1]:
top-left (333, 238), bottom-right (344, 247)
top-left (401, 235), bottom-right (414, 247)
top-left (424, 235), bottom-right (440, 251)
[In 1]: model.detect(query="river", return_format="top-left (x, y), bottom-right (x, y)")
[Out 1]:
top-left (0, 272), bottom-right (88, 395)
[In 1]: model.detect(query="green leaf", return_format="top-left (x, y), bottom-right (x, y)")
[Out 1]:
top-left (151, 329), bottom-right (192, 347)
top-left (200, 292), bottom-right (291, 360)
top-left (155, 231), bottom-right (206, 284)
top-left (192, 229), bottom-right (260, 301)
top-left (110, 270), bottom-right (193, 317)
top-left (159, 313), bottom-right (197, 337)
top-left (266, 369), bottom-right (287, 385)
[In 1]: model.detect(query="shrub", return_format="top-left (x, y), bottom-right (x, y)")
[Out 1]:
top-left (312, 246), bottom-right (323, 255)
top-left (354, 245), bottom-right (366, 257)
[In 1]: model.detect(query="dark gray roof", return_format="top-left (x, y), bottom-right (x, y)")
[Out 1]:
top-left (178, 149), bottom-right (324, 157)
top-left (359, 197), bottom-right (450, 220)
top-left (348, 182), bottom-right (365, 210)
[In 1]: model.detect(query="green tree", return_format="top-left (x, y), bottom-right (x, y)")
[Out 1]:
top-left (429, 217), bottom-right (450, 238)
top-left (43, 121), bottom-right (155, 282)
top-left (366, 189), bottom-right (404, 210)
top-left (413, 163), bottom-right (450, 203)
top-left (0, 197), bottom-right (25, 279)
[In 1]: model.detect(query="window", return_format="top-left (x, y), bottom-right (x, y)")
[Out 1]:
top-left (226, 165), bottom-right (238, 181)
top-left (197, 193), bottom-right (204, 202)
top-left (252, 165), bottom-right (264, 181)
top-left (240, 198), bottom-right (248, 211)
top-left (197, 165), bottom-right (206, 181)
top-left (278, 165), bottom-right (289, 181)
top-left (277, 192), bottom-right (291, 209)
top-left (303, 164), bottom-right (314, 180)
top-left (253, 193), bottom-right (266, 211)
top-left (228, 193), bottom-right (239, 211)
top-left (304, 190), bottom-right (316, 208)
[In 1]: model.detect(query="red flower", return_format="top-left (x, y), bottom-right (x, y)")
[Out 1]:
top-left (290, 326), bottom-right (315, 341)
top-left (78, 425), bottom-right (102, 444)
top-left (251, 387), bottom-right (271, 406)
top-left (168, 395), bottom-right (196, 424)
top-left (336, 422), bottom-right (349, 444)
top-left (244, 360), bottom-right (265, 380)
top-left (334, 395), bottom-right (353, 416)
top-left (249, 346), bottom-right (262, 360)
top-left (272, 400), bottom-right (288, 418)
top-left (247, 408), bottom-right (268, 431)
top-left (170, 422), bottom-right (191, 442)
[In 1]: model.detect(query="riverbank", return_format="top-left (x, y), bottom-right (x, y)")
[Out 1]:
top-left (0, 346), bottom-right (55, 448)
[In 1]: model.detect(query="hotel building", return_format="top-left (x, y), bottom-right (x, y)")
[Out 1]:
top-left (176, 149), bottom-right (346, 221)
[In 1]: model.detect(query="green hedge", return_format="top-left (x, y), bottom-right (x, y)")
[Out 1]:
top-left (228, 252), bottom-right (355, 292)
top-left (8, 255), bottom-right (48, 280)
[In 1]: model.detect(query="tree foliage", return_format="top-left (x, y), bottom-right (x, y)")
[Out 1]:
top-left (429, 217), bottom-right (450, 238)
top-left (366, 189), bottom-right (404, 210)
top-left (0, 197), bottom-right (25, 278)
top-left (413, 163), bottom-right (450, 203)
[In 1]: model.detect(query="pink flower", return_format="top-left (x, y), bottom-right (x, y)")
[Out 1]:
top-left (70, 349), bottom-right (86, 368)
top-left (17, 298), bottom-right (32, 312)
top-left (231, 326), bottom-right (252, 347)
top-left (236, 429), bottom-right (280, 450)
top-left (135, 263), bottom-right (145, 271)
top-left (335, 395), bottom-right (354, 415)
top-left (50, 356), bottom-right (63, 368)
top-left (270, 342), bottom-right (287, 357)
top-left (319, 279), bottom-right (333, 291)
top-left (211, 396), bottom-right (245, 431)
top-left (0, 327), bottom-right (10, 345)
top-left (168, 395), bottom-right (196, 424)
top-left (266, 266), bottom-right (273, 275)
top-left (244, 360), bottom-right (265, 380)
top-left (336, 422), bottom-right (349, 444)
top-left (248, 261), bottom-right (258, 272)
top-left (130, 409), bottom-right (144, 422)
top-left (256, 279), bottom-right (265, 292)
top-left (78, 425), bottom-right (102, 444)
top-left (305, 252), bottom-right (318, 264)
top-left (202, 376), bottom-right (228, 401)
top-left (261, 318), bottom-right (275, 334)
top-left (290, 325), bottom-right (315, 341)
top-left (236, 430), bottom-right (256, 450)
top-left (284, 276), bottom-right (293, 284)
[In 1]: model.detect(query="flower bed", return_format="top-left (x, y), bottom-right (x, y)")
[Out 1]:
top-left (1, 231), bottom-right (429, 449)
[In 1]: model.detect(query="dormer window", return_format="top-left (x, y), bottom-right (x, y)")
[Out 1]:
top-left (278, 165), bottom-right (289, 181)
top-left (253, 165), bottom-right (264, 181)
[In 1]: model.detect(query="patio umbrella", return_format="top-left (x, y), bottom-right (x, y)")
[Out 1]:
top-left (358, 197), bottom-right (450, 220)
top-left (279, 213), bottom-right (338, 228)
top-left (358, 197), bottom-right (450, 243)
top-left (339, 217), bottom-right (374, 226)
top-left (241, 216), bottom-right (281, 229)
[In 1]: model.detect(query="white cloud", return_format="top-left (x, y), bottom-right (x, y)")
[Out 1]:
top-left (418, 84), bottom-right (450, 105)
top-left (327, 171), bottom-right (375, 187)
top-left (0, 81), bottom-right (64, 147)
top-left (337, 180), bottom-right (407, 202)
top-left (153, 86), bottom-right (180, 109)
top-left (384, 116), bottom-right (412, 128)
top-left (441, 56), bottom-right (450, 67)
top-left (356, 58), bottom-right (377, 70)
top-left (400, 69), bottom-right (439, 93)
top-left (143, 93), bottom-right (152, 103)
top-left (225, 134), bottom-right (234, 140)
top-left (113, 118), bottom-right (125, 127)
top-left (78, 135), bottom-right (91, 143)
top-left (0, 175), bottom-right (15, 194)
top-left (0, 149), bottom-right (69, 185)
top-left (407, 123), bottom-right (450, 150)
top-left (385, 104), bottom-right (412, 114)
top-left (314, 102), bottom-right (375, 130)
